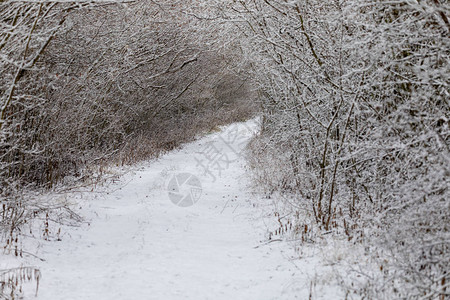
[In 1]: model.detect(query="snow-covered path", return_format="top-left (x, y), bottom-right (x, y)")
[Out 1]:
top-left (29, 120), bottom-right (317, 300)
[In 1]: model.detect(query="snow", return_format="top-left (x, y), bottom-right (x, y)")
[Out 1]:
top-left (6, 120), bottom-right (345, 299)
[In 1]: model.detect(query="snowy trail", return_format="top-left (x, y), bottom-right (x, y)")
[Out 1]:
top-left (28, 120), bottom-right (316, 300)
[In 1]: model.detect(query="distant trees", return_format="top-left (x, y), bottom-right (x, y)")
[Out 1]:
top-left (225, 0), bottom-right (448, 298)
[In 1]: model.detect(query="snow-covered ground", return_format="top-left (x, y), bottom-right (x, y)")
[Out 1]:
top-left (4, 120), bottom-right (346, 299)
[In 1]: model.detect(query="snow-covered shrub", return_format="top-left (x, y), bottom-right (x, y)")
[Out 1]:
top-left (339, 2), bottom-right (449, 298)
top-left (233, 0), bottom-right (449, 298)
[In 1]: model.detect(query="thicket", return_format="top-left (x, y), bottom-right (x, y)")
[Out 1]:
top-left (221, 0), bottom-right (449, 298)
top-left (0, 1), bottom-right (255, 297)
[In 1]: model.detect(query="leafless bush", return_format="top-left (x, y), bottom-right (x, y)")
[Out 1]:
top-left (0, 0), bottom-right (256, 268)
top-left (231, 0), bottom-right (449, 298)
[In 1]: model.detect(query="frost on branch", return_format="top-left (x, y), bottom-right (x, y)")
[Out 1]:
top-left (232, 0), bottom-right (449, 298)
